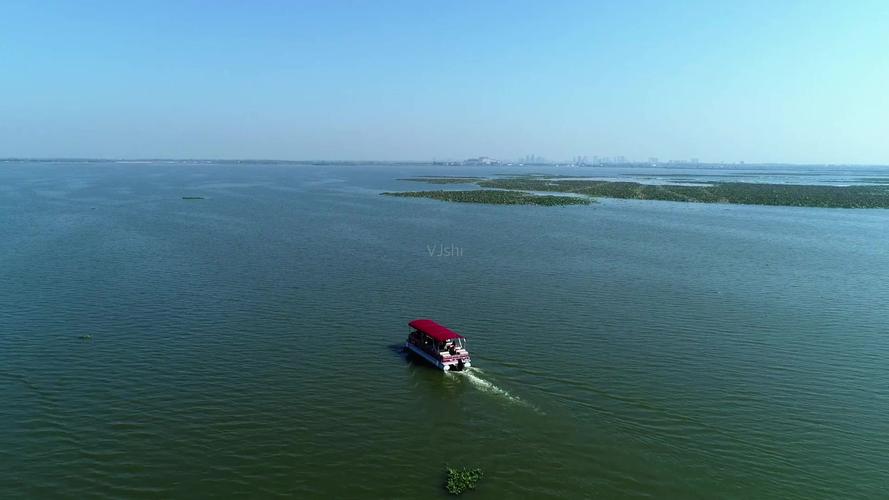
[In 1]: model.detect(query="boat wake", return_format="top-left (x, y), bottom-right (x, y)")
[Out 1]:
top-left (453, 368), bottom-right (541, 412)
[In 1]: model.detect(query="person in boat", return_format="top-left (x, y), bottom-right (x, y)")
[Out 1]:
top-left (445, 341), bottom-right (458, 355)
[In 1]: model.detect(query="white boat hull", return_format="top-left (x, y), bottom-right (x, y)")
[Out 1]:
top-left (404, 342), bottom-right (471, 371)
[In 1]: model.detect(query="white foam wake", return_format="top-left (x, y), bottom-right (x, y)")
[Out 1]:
top-left (453, 368), bottom-right (539, 411)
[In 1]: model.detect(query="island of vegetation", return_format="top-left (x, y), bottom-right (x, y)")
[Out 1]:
top-left (382, 189), bottom-right (591, 206)
top-left (396, 176), bottom-right (484, 184)
top-left (388, 176), bottom-right (889, 209)
top-left (477, 177), bottom-right (889, 208)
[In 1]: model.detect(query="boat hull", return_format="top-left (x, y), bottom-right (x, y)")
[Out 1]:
top-left (404, 342), bottom-right (471, 371)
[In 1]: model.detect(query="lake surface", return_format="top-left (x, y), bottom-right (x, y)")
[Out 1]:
top-left (2, 161), bottom-right (888, 499)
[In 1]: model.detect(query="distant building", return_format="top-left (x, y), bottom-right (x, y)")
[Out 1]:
top-left (463, 156), bottom-right (500, 166)
top-left (521, 154), bottom-right (546, 164)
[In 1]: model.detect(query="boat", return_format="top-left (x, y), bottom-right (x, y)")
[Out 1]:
top-left (404, 319), bottom-right (472, 371)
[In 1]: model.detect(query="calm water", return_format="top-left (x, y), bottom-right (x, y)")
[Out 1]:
top-left (2, 161), bottom-right (888, 499)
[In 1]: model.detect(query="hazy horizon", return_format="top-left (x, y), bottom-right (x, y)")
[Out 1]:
top-left (2, 1), bottom-right (888, 163)
top-left (5, 157), bottom-right (889, 168)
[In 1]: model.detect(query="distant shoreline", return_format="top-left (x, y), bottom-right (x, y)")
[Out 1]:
top-left (3, 158), bottom-right (889, 168)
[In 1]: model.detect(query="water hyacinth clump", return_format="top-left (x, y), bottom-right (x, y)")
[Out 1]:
top-left (445, 466), bottom-right (484, 495)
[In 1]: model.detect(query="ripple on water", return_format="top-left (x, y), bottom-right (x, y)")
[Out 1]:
top-left (3, 163), bottom-right (889, 499)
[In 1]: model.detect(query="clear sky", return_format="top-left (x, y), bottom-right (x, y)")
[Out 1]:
top-left (1, 1), bottom-right (887, 163)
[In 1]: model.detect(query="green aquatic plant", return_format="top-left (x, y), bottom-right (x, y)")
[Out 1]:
top-left (445, 466), bottom-right (483, 495)
top-left (381, 189), bottom-right (591, 206)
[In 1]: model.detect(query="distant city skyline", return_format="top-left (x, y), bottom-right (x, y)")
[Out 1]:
top-left (7, 155), bottom-right (885, 167)
top-left (2, 1), bottom-right (888, 164)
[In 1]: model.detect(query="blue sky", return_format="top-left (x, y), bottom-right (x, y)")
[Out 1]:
top-left (1, 0), bottom-right (887, 163)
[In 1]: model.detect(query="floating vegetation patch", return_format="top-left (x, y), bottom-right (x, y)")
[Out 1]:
top-left (626, 173), bottom-right (756, 178)
top-left (445, 466), bottom-right (484, 495)
top-left (397, 176), bottom-right (484, 184)
top-left (476, 178), bottom-right (889, 208)
top-left (386, 174), bottom-right (889, 208)
top-left (382, 189), bottom-right (591, 206)
top-left (624, 172), bottom-right (829, 178)
top-left (492, 173), bottom-right (597, 178)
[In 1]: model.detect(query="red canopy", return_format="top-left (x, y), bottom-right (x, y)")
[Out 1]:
top-left (409, 319), bottom-right (464, 342)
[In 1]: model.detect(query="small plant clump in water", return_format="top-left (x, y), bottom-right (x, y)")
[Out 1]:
top-left (445, 466), bottom-right (483, 495)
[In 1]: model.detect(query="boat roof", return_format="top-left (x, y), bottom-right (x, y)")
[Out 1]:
top-left (409, 319), bottom-right (464, 342)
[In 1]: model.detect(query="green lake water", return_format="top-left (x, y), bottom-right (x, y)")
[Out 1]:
top-left (2, 161), bottom-right (888, 498)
